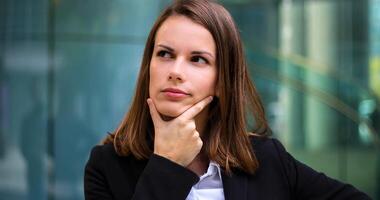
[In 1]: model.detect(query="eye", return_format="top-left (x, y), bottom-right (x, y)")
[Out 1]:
top-left (191, 56), bottom-right (208, 64)
top-left (157, 50), bottom-right (172, 58)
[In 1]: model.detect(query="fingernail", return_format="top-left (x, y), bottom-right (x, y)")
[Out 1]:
top-left (208, 96), bottom-right (213, 102)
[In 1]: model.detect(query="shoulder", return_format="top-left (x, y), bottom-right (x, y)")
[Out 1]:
top-left (85, 143), bottom-right (120, 174)
top-left (249, 135), bottom-right (287, 159)
top-left (87, 143), bottom-right (145, 168)
top-left (248, 135), bottom-right (294, 182)
top-left (86, 143), bottom-right (119, 166)
top-left (89, 143), bottom-right (118, 160)
top-left (85, 143), bottom-right (148, 188)
top-left (247, 135), bottom-right (372, 199)
top-left (241, 135), bottom-right (297, 198)
top-left (85, 143), bottom-right (149, 199)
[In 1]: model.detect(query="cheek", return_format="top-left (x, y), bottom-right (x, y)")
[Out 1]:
top-left (208, 70), bottom-right (218, 93)
top-left (148, 79), bottom-right (153, 98)
top-left (196, 71), bottom-right (217, 95)
top-left (149, 65), bottom-right (166, 99)
top-left (208, 79), bottom-right (217, 95)
top-left (149, 65), bottom-right (157, 97)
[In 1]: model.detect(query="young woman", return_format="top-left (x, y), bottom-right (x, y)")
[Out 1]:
top-left (84, 0), bottom-right (370, 199)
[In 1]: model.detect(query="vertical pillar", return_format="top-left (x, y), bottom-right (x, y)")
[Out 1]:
top-left (369, 0), bottom-right (380, 98)
top-left (279, 0), bottom-right (305, 148)
top-left (369, 1), bottom-right (380, 199)
top-left (305, 1), bottom-right (339, 150)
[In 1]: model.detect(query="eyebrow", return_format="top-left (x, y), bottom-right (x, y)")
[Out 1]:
top-left (157, 44), bottom-right (214, 58)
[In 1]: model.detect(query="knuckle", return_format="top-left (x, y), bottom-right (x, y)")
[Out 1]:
top-left (197, 139), bottom-right (203, 147)
top-left (188, 123), bottom-right (196, 130)
top-left (193, 131), bottom-right (199, 138)
top-left (195, 105), bottom-right (203, 112)
top-left (178, 119), bottom-right (187, 126)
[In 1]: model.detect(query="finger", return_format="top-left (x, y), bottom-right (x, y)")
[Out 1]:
top-left (179, 96), bottom-right (213, 121)
top-left (147, 98), bottom-right (163, 126)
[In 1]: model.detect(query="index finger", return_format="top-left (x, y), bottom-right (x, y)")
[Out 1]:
top-left (179, 96), bottom-right (213, 121)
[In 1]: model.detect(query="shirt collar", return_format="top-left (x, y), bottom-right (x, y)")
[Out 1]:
top-left (204, 161), bottom-right (222, 180)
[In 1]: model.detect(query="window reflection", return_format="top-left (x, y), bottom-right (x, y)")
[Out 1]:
top-left (0, 0), bottom-right (379, 199)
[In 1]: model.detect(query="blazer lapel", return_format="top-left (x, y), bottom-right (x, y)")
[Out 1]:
top-left (221, 170), bottom-right (248, 200)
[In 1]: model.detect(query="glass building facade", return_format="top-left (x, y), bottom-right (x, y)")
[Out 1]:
top-left (0, 0), bottom-right (379, 199)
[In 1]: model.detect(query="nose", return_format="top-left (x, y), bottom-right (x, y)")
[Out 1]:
top-left (168, 57), bottom-right (185, 82)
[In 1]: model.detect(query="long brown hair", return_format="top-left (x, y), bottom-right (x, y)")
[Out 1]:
top-left (103, 0), bottom-right (269, 174)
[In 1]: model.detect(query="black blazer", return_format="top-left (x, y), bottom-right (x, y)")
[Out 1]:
top-left (84, 136), bottom-right (371, 200)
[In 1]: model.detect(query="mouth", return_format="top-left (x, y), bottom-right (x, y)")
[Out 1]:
top-left (161, 87), bottom-right (190, 100)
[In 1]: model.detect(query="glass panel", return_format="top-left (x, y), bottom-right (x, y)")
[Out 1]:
top-left (223, 0), bottom-right (379, 198)
top-left (53, 41), bottom-right (143, 199)
top-left (55, 0), bottom-right (160, 37)
top-left (1, 0), bottom-right (379, 199)
top-left (0, 40), bottom-right (49, 200)
top-left (0, 0), bottom-right (48, 36)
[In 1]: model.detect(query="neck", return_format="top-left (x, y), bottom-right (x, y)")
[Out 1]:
top-left (194, 105), bottom-right (210, 136)
top-left (187, 152), bottom-right (209, 176)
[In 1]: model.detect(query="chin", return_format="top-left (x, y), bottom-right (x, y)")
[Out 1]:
top-left (158, 109), bottom-right (183, 118)
top-left (157, 105), bottom-right (188, 118)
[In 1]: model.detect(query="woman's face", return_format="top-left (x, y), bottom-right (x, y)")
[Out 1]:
top-left (149, 15), bottom-right (217, 118)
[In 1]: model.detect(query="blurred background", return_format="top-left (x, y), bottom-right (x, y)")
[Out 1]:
top-left (0, 0), bottom-right (379, 199)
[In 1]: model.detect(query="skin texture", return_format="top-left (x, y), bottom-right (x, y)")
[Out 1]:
top-left (147, 97), bottom-right (212, 168)
top-left (149, 15), bottom-right (217, 120)
top-left (148, 15), bottom-right (217, 173)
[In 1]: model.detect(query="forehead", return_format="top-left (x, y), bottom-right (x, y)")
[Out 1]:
top-left (154, 15), bottom-right (216, 54)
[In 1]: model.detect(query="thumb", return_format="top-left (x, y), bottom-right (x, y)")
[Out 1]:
top-left (147, 98), bottom-right (162, 127)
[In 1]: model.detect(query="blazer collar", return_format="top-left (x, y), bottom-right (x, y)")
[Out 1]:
top-left (221, 170), bottom-right (248, 200)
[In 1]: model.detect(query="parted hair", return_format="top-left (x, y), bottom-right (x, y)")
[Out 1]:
top-left (103, 0), bottom-right (269, 174)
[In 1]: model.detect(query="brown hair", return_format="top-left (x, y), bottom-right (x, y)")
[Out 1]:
top-left (103, 0), bottom-right (269, 174)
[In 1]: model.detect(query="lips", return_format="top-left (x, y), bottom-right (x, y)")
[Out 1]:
top-left (162, 88), bottom-right (188, 94)
top-left (162, 87), bottom-right (189, 100)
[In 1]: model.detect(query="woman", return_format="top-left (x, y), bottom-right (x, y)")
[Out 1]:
top-left (84, 0), bottom-right (370, 199)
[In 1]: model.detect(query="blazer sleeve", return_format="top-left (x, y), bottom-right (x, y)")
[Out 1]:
top-left (131, 154), bottom-right (199, 199)
top-left (84, 145), bottom-right (199, 200)
top-left (271, 139), bottom-right (372, 200)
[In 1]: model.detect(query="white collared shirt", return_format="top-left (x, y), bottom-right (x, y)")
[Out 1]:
top-left (186, 161), bottom-right (225, 200)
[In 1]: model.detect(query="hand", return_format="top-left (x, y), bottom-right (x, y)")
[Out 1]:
top-left (147, 96), bottom-right (213, 167)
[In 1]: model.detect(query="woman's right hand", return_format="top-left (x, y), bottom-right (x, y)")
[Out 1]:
top-left (147, 96), bottom-right (213, 167)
